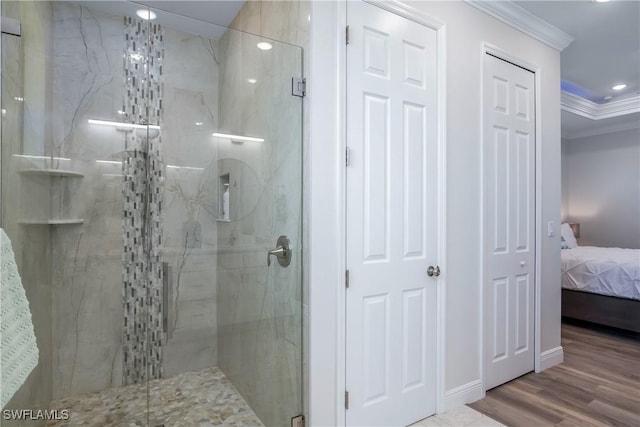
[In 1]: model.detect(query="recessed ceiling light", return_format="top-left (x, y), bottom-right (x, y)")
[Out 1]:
top-left (136, 9), bottom-right (157, 20)
top-left (612, 84), bottom-right (627, 91)
top-left (247, 78), bottom-right (257, 84)
top-left (594, 0), bottom-right (610, 3)
top-left (195, 122), bottom-right (203, 126)
top-left (256, 42), bottom-right (273, 51)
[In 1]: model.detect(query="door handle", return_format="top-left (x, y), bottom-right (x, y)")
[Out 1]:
top-left (268, 246), bottom-right (286, 264)
top-left (427, 265), bottom-right (440, 277)
top-left (267, 235), bottom-right (292, 267)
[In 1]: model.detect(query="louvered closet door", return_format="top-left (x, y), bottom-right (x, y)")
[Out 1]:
top-left (483, 53), bottom-right (536, 390)
top-left (345, 2), bottom-right (439, 425)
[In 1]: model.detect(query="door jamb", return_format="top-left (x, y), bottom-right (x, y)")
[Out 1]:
top-left (479, 43), bottom-right (544, 393)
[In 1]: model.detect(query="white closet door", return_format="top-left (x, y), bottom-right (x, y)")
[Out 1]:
top-left (483, 53), bottom-right (536, 390)
top-left (345, 2), bottom-right (439, 425)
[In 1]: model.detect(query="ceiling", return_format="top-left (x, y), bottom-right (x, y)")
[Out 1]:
top-left (514, 0), bottom-right (640, 139)
top-left (132, 1), bottom-right (245, 29)
top-left (74, 1), bottom-right (245, 39)
top-left (148, 0), bottom-right (637, 140)
top-left (75, 1), bottom-right (638, 140)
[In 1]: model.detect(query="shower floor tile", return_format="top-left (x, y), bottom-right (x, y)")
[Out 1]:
top-left (47, 367), bottom-right (264, 427)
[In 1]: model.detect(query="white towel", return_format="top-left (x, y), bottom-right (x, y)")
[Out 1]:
top-left (0, 228), bottom-right (38, 409)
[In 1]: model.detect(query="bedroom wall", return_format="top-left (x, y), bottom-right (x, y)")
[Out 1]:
top-left (561, 139), bottom-right (570, 220)
top-left (562, 128), bottom-right (640, 249)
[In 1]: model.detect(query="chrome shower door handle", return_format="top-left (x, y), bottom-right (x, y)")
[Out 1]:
top-left (267, 235), bottom-right (292, 267)
top-left (267, 246), bottom-right (285, 266)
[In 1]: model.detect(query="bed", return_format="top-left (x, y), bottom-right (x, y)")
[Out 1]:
top-left (560, 225), bottom-right (640, 332)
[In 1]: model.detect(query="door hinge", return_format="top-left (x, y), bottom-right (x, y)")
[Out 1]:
top-left (346, 147), bottom-right (351, 166)
top-left (345, 391), bottom-right (350, 410)
top-left (345, 270), bottom-right (350, 288)
top-left (292, 77), bottom-right (306, 97)
top-left (346, 25), bottom-right (350, 45)
top-left (291, 414), bottom-right (305, 427)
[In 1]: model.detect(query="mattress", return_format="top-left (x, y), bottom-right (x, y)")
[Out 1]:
top-left (561, 246), bottom-right (640, 300)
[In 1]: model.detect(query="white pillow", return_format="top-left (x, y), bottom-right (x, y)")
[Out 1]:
top-left (561, 223), bottom-right (578, 249)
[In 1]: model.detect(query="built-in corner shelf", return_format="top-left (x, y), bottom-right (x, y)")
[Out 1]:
top-left (16, 169), bottom-right (84, 226)
top-left (18, 219), bottom-right (85, 225)
top-left (19, 168), bottom-right (84, 178)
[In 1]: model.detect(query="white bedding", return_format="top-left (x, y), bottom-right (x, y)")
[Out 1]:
top-left (561, 246), bottom-right (640, 300)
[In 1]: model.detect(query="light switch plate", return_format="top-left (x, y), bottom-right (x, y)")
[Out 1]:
top-left (547, 221), bottom-right (555, 237)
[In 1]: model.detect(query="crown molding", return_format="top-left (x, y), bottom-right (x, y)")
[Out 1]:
top-left (563, 118), bottom-right (640, 140)
top-left (562, 91), bottom-right (640, 120)
top-left (364, 0), bottom-right (445, 29)
top-left (464, 0), bottom-right (574, 51)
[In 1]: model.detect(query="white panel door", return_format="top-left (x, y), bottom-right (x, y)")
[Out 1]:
top-left (345, 2), bottom-right (439, 426)
top-left (483, 53), bottom-right (535, 390)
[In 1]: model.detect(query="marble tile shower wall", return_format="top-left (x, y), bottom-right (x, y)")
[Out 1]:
top-left (49, 3), bottom-right (220, 398)
top-left (51, 3), bottom-right (132, 398)
top-left (159, 23), bottom-right (220, 379)
top-left (1, 2), bottom-right (54, 422)
top-left (216, 2), bottom-right (308, 425)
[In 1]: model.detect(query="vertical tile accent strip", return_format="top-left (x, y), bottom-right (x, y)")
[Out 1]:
top-left (122, 15), bottom-right (165, 385)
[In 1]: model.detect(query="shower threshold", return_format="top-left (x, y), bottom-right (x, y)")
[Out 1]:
top-left (47, 367), bottom-right (264, 427)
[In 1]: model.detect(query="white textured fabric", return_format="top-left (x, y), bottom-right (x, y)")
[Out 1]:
top-left (560, 223), bottom-right (578, 249)
top-left (561, 246), bottom-right (640, 300)
top-left (0, 228), bottom-right (39, 409)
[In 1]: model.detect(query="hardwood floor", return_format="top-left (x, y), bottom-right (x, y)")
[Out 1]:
top-left (470, 321), bottom-right (640, 426)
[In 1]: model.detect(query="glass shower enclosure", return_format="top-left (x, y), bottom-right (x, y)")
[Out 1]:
top-left (0, 2), bottom-right (303, 426)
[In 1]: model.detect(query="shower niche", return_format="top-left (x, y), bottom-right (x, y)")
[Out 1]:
top-left (218, 173), bottom-right (230, 222)
top-left (215, 158), bottom-right (261, 224)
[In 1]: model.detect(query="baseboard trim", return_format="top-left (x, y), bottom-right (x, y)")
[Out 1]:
top-left (441, 380), bottom-right (484, 413)
top-left (539, 346), bottom-right (564, 371)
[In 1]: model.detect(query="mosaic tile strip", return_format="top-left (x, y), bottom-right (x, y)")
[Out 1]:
top-left (122, 15), bottom-right (165, 386)
top-left (47, 367), bottom-right (264, 427)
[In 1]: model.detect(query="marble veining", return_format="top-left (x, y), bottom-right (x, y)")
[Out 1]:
top-left (48, 3), bottom-right (222, 398)
top-left (1, 3), bottom-right (55, 423)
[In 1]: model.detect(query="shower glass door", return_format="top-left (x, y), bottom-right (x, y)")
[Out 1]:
top-left (143, 6), bottom-right (303, 427)
top-left (1, 2), bottom-right (302, 425)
